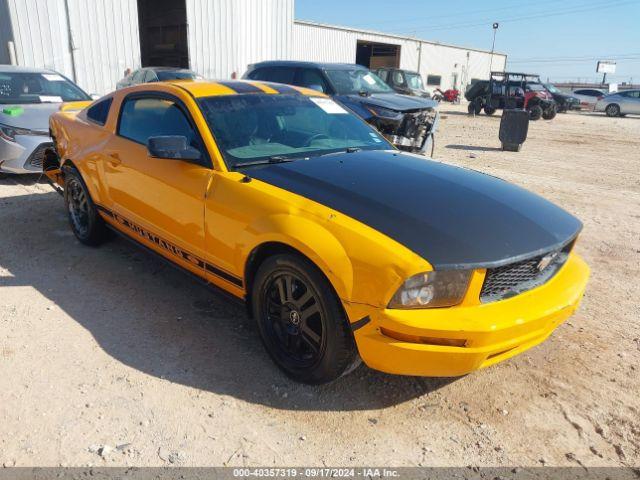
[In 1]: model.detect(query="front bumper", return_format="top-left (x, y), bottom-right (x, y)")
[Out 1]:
top-left (353, 253), bottom-right (589, 377)
top-left (379, 110), bottom-right (438, 154)
top-left (0, 135), bottom-right (51, 174)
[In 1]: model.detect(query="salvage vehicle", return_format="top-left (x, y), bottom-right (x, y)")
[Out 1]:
top-left (594, 89), bottom-right (640, 117)
top-left (116, 67), bottom-right (201, 90)
top-left (374, 67), bottom-right (433, 98)
top-left (244, 61), bottom-right (438, 155)
top-left (543, 83), bottom-right (581, 112)
top-left (0, 65), bottom-right (93, 177)
top-left (46, 80), bottom-right (589, 384)
top-left (465, 72), bottom-right (557, 120)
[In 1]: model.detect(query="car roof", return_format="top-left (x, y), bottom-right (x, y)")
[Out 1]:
top-left (249, 60), bottom-right (368, 71)
top-left (0, 65), bottom-right (58, 74)
top-left (161, 79), bottom-right (326, 98)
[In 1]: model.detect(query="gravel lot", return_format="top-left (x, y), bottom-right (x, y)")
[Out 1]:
top-left (0, 104), bottom-right (638, 468)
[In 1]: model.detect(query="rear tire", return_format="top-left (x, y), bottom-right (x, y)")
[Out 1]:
top-left (64, 166), bottom-right (110, 246)
top-left (605, 104), bottom-right (620, 117)
top-left (528, 105), bottom-right (543, 120)
top-left (251, 253), bottom-right (357, 384)
top-left (468, 99), bottom-right (482, 115)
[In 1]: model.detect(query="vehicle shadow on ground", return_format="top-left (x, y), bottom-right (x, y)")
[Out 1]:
top-left (0, 190), bottom-right (458, 411)
top-left (446, 144), bottom-right (503, 152)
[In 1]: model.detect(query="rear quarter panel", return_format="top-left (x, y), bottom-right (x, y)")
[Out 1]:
top-left (49, 109), bottom-right (111, 206)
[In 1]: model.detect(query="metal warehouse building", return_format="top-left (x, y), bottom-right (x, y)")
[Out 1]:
top-left (0, 0), bottom-right (506, 94)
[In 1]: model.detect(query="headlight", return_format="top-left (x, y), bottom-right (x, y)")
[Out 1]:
top-left (366, 105), bottom-right (403, 120)
top-left (0, 123), bottom-right (33, 142)
top-left (388, 270), bottom-right (472, 309)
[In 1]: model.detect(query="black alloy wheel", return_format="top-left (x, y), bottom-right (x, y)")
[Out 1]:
top-left (252, 254), bottom-right (357, 384)
top-left (264, 271), bottom-right (325, 367)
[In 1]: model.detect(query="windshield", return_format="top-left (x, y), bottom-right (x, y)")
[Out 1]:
top-left (0, 71), bottom-right (90, 104)
top-left (405, 72), bottom-right (424, 90)
top-left (198, 94), bottom-right (391, 168)
top-left (324, 69), bottom-right (393, 95)
top-left (157, 70), bottom-right (199, 81)
top-left (544, 83), bottom-right (560, 94)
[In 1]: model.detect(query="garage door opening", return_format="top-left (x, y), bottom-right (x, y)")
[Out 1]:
top-left (356, 41), bottom-right (400, 70)
top-left (137, 0), bottom-right (189, 68)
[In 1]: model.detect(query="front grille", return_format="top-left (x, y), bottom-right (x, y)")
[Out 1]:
top-left (24, 142), bottom-right (53, 170)
top-left (480, 242), bottom-right (573, 303)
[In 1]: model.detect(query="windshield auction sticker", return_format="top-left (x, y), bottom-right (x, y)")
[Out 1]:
top-left (310, 97), bottom-right (348, 114)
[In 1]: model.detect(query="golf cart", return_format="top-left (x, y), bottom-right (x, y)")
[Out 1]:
top-left (465, 72), bottom-right (557, 120)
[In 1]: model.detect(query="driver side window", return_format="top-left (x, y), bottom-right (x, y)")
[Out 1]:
top-left (118, 96), bottom-right (199, 151)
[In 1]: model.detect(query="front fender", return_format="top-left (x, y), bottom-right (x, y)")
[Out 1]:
top-left (242, 214), bottom-right (355, 301)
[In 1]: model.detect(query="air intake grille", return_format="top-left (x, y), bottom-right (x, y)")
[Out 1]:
top-left (25, 142), bottom-right (53, 170)
top-left (480, 242), bottom-right (573, 303)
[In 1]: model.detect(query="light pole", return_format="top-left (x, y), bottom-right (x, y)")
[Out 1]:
top-left (489, 22), bottom-right (499, 73)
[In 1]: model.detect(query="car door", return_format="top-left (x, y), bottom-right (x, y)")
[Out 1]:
top-left (102, 92), bottom-right (213, 276)
top-left (622, 90), bottom-right (640, 114)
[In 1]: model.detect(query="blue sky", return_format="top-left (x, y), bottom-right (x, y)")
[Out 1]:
top-left (295, 0), bottom-right (640, 84)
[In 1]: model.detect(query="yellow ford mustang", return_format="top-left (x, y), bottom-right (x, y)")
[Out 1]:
top-left (46, 80), bottom-right (589, 384)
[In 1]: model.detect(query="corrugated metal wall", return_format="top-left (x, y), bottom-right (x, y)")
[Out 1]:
top-left (3, 0), bottom-right (506, 94)
top-left (291, 21), bottom-right (507, 91)
top-left (186, 0), bottom-right (293, 79)
top-left (2, 0), bottom-right (140, 94)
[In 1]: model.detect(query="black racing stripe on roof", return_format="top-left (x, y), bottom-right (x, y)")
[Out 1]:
top-left (216, 81), bottom-right (264, 94)
top-left (258, 82), bottom-right (301, 94)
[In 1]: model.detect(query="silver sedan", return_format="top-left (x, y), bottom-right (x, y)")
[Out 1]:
top-left (594, 89), bottom-right (640, 117)
top-left (0, 65), bottom-right (93, 176)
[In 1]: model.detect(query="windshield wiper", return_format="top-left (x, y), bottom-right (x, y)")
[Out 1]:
top-left (233, 155), bottom-right (298, 169)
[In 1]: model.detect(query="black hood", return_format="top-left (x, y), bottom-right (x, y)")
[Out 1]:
top-left (335, 93), bottom-right (438, 112)
top-left (246, 150), bottom-right (582, 269)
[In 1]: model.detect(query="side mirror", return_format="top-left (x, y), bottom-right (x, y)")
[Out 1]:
top-left (147, 136), bottom-right (201, 161)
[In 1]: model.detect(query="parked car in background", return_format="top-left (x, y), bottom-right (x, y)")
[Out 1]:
top-left (543, 83), bottom-right (581, 112)
top-left (244, 61), bottom-right (439, 155)
top-left (45, 80), bottom-right (589, 384)
top-left (0, 65), bottom-right (93, 177)
top-left (595, 89), bottom-right (640, 117)
top-left (374, 67), bottom-right (433, 98)
top-left (116, 67), bottom-right (201, 89)
top-left (571, 88), bottom-right (605, 110)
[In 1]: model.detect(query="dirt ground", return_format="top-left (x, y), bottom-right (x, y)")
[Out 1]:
top-left (0, 104), bottom-right (638, 468)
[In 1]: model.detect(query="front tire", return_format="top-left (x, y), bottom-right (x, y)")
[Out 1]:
top-left (605, 104), bottom-right (620, 117)
top-left (64, 166), bottom-right (110, 246)
top-left (252, 253), bottom-right (357, 384)
top-left (528, 105), bottom-right (543, 120)
top-left (484, 106), bottom-right (496, 115)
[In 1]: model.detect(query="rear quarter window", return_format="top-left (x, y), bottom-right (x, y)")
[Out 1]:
top-left (86, 98), bottom-right (113, 125)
